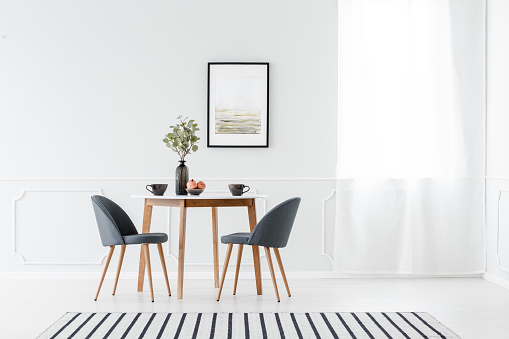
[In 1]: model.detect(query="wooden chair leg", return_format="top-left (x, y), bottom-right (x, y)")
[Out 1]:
top-left (264, 247), bottom-right (280, 302)
top-left (143, 244), bottom-right (155, 302)
top-left (233, 244), bottom-right (244, 295)
top-left (157, 243), bottom-right (171, 296)
top-left (95, 246), bottom-right (115, 301)
top-left (217, 243), bottom-right (233, 301)
top-left (112, 245), bottom-right (126, 296)
top-left (273, 248), bottom-right (291, 297)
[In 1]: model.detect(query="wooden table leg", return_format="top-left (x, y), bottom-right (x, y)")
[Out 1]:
top-left (137, 199), bottom-right (153, 292)
top-left (248, 200), bottom-right (262, 295)
top-left (212, 207), bottom-right (219, 288)
top-left (177, 199), bottom-right (187, 299)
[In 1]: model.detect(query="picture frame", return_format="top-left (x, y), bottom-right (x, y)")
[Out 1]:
top-left (207, 62), bottom-right (269, 148)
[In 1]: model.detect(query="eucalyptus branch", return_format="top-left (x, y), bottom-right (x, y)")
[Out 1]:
top-left (163, 115), bottom-right (200, 162)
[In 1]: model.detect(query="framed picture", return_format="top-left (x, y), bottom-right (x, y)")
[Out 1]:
top-left (207, 62), bottom-right (269, 147)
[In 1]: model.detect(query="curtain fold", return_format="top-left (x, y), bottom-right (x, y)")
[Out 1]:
top-left (334, 0), bottom-right (485, 274)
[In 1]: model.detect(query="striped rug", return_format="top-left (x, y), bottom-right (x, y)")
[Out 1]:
top-left (38, 312), bottom-right (460, 338)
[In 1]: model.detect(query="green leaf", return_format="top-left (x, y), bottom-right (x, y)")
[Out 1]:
top-left (192, 145), bottom-right (198, 152)
top-left (166, 143), bottom-right (172, 148)
top-left (163, 138), bottom-right (169, 143)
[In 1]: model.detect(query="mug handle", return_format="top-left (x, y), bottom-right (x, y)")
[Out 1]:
top-left (243, 185), bottom-right (250, 194)
top-left (146, 185), bottom-right (154, 194)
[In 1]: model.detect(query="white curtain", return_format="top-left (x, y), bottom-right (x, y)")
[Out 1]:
top-left (334, 0), bottom-right (485, 274)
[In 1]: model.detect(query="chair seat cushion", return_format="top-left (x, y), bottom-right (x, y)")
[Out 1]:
top-left (221, 232), bottom-right (251, 245)
top-left (123, 233), bottom-right (168, 245)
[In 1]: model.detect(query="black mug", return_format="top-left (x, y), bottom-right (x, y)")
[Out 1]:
top-left (146, 184), bottom-right (168, 196)
top-left (228, 184), bottom-right (250, 196)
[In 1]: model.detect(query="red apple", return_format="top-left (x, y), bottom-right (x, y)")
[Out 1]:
top-left (187, 179), bottom-right (197, 189)
top-left (197, 181), bottom-right (206, 189)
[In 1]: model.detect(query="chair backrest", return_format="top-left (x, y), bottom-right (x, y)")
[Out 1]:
top-left (91, 195), bottom-right (138, 246)
top-left (247, 197), bottom-right (301, 248)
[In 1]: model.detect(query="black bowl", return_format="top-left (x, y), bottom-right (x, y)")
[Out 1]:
top-left (186, 188), bottom-right (205, 195)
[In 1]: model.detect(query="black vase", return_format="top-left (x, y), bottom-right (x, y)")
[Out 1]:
top-left (175, 160), bottom-right (189, 195)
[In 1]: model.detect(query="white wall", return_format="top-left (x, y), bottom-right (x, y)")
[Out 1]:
top-left (0, 0), bottom-right (338, 276)
top-left (485, 0), bottom-right (509, 286)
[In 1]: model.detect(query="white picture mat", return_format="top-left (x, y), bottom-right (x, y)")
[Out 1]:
top-left (208, 64), bottom-right (268, 146)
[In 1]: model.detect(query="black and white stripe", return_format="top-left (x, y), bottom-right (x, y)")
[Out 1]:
top-left (38, 312), bottom-right (460, 339)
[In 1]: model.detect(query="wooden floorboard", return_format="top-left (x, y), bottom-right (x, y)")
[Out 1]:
top-left (1, 278), bottom-right (508, 338)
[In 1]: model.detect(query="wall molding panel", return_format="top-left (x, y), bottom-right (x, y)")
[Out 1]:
top-left (496, 190), bottom-right (509, 273)
top-left (321, 189), bottom-right (336, 264)
top-left (3, 179), bottom-right (336, 273)
top-left (13, 189), bottom-right (105, 265)
top-left (487, 177), bottom-right (509, 181)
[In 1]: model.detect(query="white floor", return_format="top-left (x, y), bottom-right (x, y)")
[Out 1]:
top-left (2, 277), bottom-right (509, 338)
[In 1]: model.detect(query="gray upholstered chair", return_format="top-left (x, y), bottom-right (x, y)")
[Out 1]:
top-left (217, 197), bottom-right (301, 302)
top-left (91, 195), bottom-right (171, 302)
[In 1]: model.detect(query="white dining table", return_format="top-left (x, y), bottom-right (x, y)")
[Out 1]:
top-left (131, 192), bottom-right (267, 299)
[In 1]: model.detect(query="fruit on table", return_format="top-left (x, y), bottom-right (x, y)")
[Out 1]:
top-left (197, 181), bottom-right (206, 189)
top-left (187, 179), bottom-right (197, 189)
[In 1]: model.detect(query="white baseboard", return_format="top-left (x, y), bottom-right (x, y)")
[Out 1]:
top-left (0, 271), bottom-right (484, 280)
top-left (0, 271), bottom-right (337, 280)
top-left (483, 273), bottom-right (509, 290)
